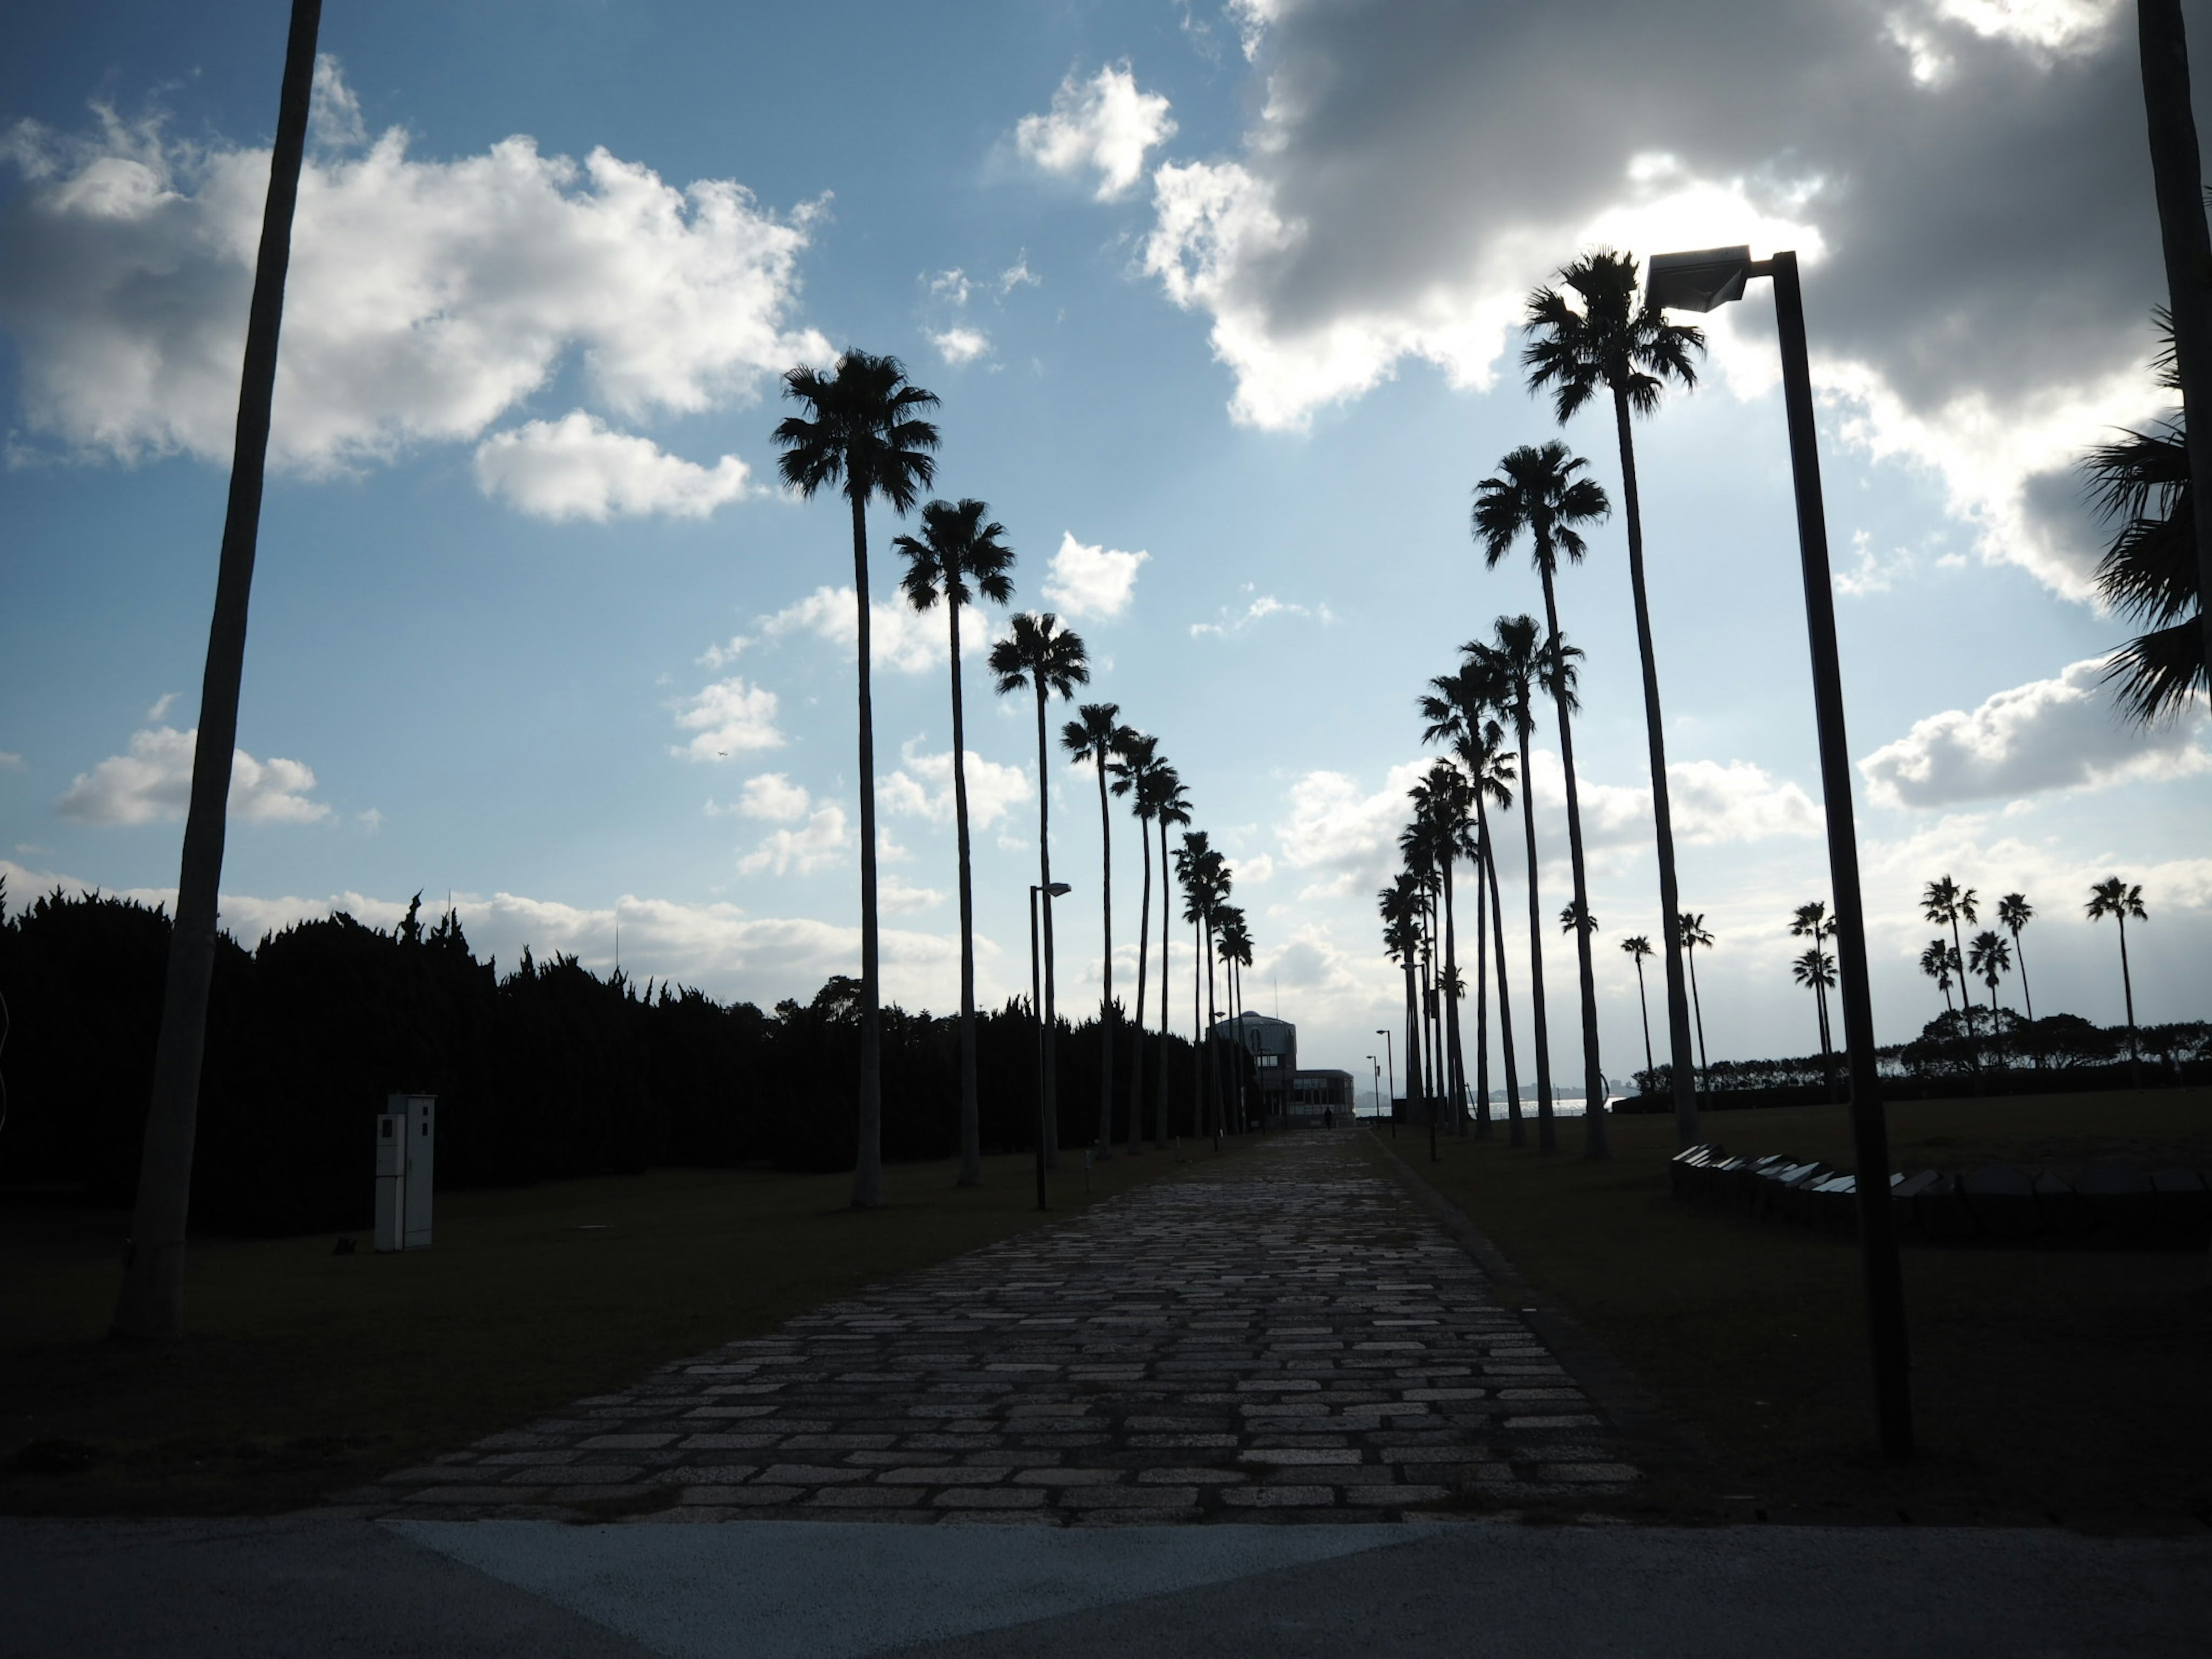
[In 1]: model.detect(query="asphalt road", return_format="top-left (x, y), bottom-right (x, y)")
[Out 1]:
top-left (6, 1515), bottom-right (2207, 1658)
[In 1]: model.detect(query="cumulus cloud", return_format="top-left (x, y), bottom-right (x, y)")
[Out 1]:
top-left (673, 677), bottom-right (784, 761)
top-left (55, 726), bottom-right (331, 825)
top-left (0, 60), bottom-right (827, 482)
top-left (929, 326), bottom-right (992, 366)
top-left (1109, 1), bottom-right (2162, 595)
top-left (472, 411), bottom-right (752, 520)
top-left (1189, 586), bottom-right (1331, 638)
top-left (1042, 531), bottom-right (1150, 620)
top-left (880, 740), bottom-right (1033, 829)
top-left (0, 753), bottom-right (24, 771)
top-left (1858, 657), bottom-right (2209, 808)
top-left (1014, 65), bottom-right (1177, 200)
top-left (880, 875), bottom-right (945, 914)
top-left (736, 772), bottom-right (811, 823)
top-left (738, 804), bottom-right (849, 877)
top-left (760, 585), bottom-right (945, 673)
top-left (1274, 759), bottom-right (1432, 887)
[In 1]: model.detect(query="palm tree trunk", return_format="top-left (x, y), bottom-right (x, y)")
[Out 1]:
top-left (112, 0), bottom-right (323, 1342)
top-left (1093, 756), bottom-right (1115, 1158)
top-left (1205, 915), bottom-right (1221, 1148)
top-left (2138, 0), bottom-right (2212, 695)
top-left (1687, 945), bottom-right (1710, 1081)
top-left (1402, 957), bottom-right (1425, 1147)
top-left (1419, 924), bottom-right (1438, 1161)
top-left (1537, 567), bottom-right (1609, 1160)
top-left (948, 597), bottom-right (982, 1185)
top-left (2012, 927), bottom-right (2035, 1023)
top-left (1950, 914), bottom-right (1980, 1092)
top-left (850, 491), bottom-right (888, 1206)
top-left (1156, 817), bottom-right (1172, 1149)
top-left (1127, 812), bottom-right (1150, 1155)
top-left (1476, 802), bottom-right (1521, 1146)
top-left (2118, 914), bottom-right (2142, 1089)
top-left (1440, 856), bottom-right (1468, 1135)
top-left (1609, 386), bottom-right (1702, 1149)
top-left (1513, 718), bottom-right (1556, 1152)
top-left (1635, 961), bottom-right (1653, 1081)
top-left (1032, 676), bottom-right (1059, 1168)
top-left (1190, 912), bottom-right (1203, 1141)
top-left (1474, 839), bottom-right (1492, 1139)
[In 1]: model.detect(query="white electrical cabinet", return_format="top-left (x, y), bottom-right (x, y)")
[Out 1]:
top-left (373, 1093), bottom-right (437, 1251)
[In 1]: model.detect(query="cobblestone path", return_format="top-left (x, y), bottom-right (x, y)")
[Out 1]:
top-left (357, 1133), bottom-right (1639, 1524)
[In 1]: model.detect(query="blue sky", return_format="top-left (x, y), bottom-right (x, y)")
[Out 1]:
top-left (3, 0), bottom-right (2206, 1105)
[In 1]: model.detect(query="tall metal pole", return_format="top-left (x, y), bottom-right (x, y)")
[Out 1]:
top-left (1031, 885), bottom-right (1049, 1212)
top-left (1767, 251), bottom-right (1914, 1460)
top-left (1377, 1029), bottom-right (1395, 1138)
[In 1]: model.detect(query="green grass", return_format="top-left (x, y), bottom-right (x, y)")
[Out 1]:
top-left (1376, 1089), bottom-right (2212, 1531)
top-left (1, 1139), bottom-right (1237, 1516)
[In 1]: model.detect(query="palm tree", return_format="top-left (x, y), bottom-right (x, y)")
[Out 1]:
top-left (1966, 930), bottom-right (2013, 1041)
top-left (1108, 734), bottom-right (1164, 1154)
top-left (1150, 774), bottom-right (1191, 1147)
top-left (1398, 830), bottom-right (1448, 1156)
top-left (1922, 876), bottom-right (1983, 1072)
top-left (1679, 911), bottom-right (1714, 1085)
top-left (1620, 934), bottom-right (1655, 1082)
top-left (2135, 0), bottom-right (2212, 696)
top-left (1919, 938), bottom-right (1960, 1018)
top-left (1063, 702), bottom-right (1138, 1157)
top-left (1380, 873), bottom-right (1428, 1149)
top-left (2085, 876), bottom-right (2149, 1088)
top-left (990, 613), bottom-right (1089, 1167)
top-left (1407, 764), bottom-right (1477, 1132)
top-left (1997, 892), bottom-right (2036, 1023)
top-left (1790, 901), bottom-right (1838, 1100)
top-left (114, 0), bottom-right (324, 1342)
top-left (1471, 619), bottom-right (1556, 1150)
top-left (1791, 946), bottom-right (1838, 1075)
top-left (1216, 904), bottom-right (1253, 1130)
top-left (1524, 247), bottom-right (1707, 1150)
top-left (893, 498), bottom-right (1014, 1187)
top-left (1474, 443), bottom-right (1613, 1160)
top-left (1174, 830), bottom-right (1227, 1145)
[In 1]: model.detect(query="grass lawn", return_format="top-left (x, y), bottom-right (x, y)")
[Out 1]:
top-left (1, 1139), bottom-right (1237, 1516)
top-left (1374, 1088), bottom-right (2212, 1532)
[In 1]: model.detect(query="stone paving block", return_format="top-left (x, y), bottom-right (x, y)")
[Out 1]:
top-left (934, 1487), bottom-right (1049, 1509)
top-left (1222, 1484), bottom-right (1335, 1507)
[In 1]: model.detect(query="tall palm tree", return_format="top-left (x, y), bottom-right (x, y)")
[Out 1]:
top-left (1620, 934), bottom-right (1655, 1082)
top-left (989, 612), bottom-right (1089, 1167)
top-left (2085, 876), bottom-right (2149, 1088)
top-left (1174, 830), bottom-right (1226, 1144)
top-left (1406, 765), bottom-right (1476, 1132)
top-left (1919, 938), bottom-right (1960, 1019)
top-left (1108, 734), bottom-right (1164, 1154)
top-left (1966, 929), bottom-right (2013, 1037)
top-left (1471, 620), bottom-right (1556, 1149)
top-left (1217, 904), bottom-right (1253, 1130)
top-left (1997, 892), bottom-right (2037, 1023)
top-left (1790, 901), bottom-right (1838, 1099)
top-left (1463, 711), bottom-right (1521, 1142)
top-left (1475, 443), bottom-right (1613, 1159)
top-left (1791, 946), bottom-right (1838, 1075)
top-left (114, 0), bottom-right (324, 1342)
top-left (1399, 835), bottom-right (1446, 1157)
top-left (1380, 873), bottom-right (1428, 1148)
top-left (1063, 702), bottom-right (1138, 1157)
top-left (1150, 774), bottom-right (1191, 1147)
top-left (775, 350), bottom-right (941, 1209)
top-left (893, 498), bottom-right (1014, 1187)
top-left (1922, 876), bottom-right (1982, 1071)
top-left (1523, 247), bottom-right (1707, 1150)
top-left (1679, 911), bottom-right (1714, 1085)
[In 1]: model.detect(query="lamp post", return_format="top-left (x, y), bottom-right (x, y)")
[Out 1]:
top-left (1646, 245), bottom-right (1912, 1461)
top-left (1031, 881), bottom-right (1072, 1211)
top-left (1366, 1054), bottom-right (1380, 1124)
top-left (1376, 1029), bottom-right (1395, 1139)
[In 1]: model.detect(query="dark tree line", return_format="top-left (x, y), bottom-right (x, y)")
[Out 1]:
top-left (0, 887), bottom-right (1203, 1236)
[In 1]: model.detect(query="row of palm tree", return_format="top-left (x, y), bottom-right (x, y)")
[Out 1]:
top-left (778, 348), bottom-right (1258, 1204)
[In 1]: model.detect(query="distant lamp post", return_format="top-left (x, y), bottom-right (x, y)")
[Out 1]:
top-left (1647, 245), bottom-right (1912, 1461)
top-left (1031, 881), bottom-right (1073, 1211)
top-left (1366, 1054), bottom-right (1381, 1123)
top-left (1376, 1029), bottom-right (1395, 1139)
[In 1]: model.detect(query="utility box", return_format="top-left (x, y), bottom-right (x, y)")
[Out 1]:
top-left (373, 1093), bottom-right (437, 1251)
top-left (373, 1110), bottom-right (407, 1252)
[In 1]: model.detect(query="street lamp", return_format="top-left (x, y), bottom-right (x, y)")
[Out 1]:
top-left (1376, 1029), bottom-right (1395, 1139)
top-left (1366, 1054), bottom-right (1380, 1124)
top-left (1031, 881), bottom-right (1072, 1212)
top-left (1647, 245), bottom-right (1912, 1461)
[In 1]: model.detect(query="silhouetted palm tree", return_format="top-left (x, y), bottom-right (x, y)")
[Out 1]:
top-left (1919, 938), bottom-right (1960, 1019)
top-left (990, 613), bottom-right (1089, 1166)
top-left (1997, 891), bottom-right (2036, 1022)
top-left (1063, 702), bottom-right (1138, 1156)
top-left (1791, 946), bottom-right (1838, 1075)
top-left (2085, 876), bottom-right (2149, 1088)
top-left (1524, 247), bottom-right (1706, 1149)
top-left (1407, 764), bottom-right (1477, 1132)
top-left (1679, 911), bottom-right (1714, 1085)
top-left (894, 498), bottom-right (1014, 1186)
top-left (1216, 904), bottom-right (1253, 1130)
top-left (1620, 935), bottom-right (1655, 1081)
top-left (1380, 873), bottom-right (1427, 1149)
top-left (1108, 733), bottom-right (1164, 1154)
top-left (1922, 876), bottom-right (1982, 1074)
top-left (1475, 443), bottom-right (1612, 1159)
top-left (1174, 830), bottom-right (1226, 1144)
top-left (1790, 900), bottom-right (1838, 1099)
top-left (1150, 774), bottom-right (1191, 1147)
top-left (115, 0), bottom-right (325, 1341)
top-left (1966, 929), bottom-right (2012, 1036)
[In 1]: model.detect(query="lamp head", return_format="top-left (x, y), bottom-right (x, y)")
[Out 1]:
top-left (1646, 245), bottom-right (1753, 313)
top-left (1046, 882), bottom-right (1072, 898)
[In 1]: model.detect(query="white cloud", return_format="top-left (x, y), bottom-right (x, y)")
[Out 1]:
top-left (1014, 65), bottom-right (1177, 201)
top-left (929, 326), bottom-right (992, 366)
top-left (1858, 658), bottom-right (2209, 809)
top-left (926, 268), bottom-right (972, 306)
top-left (472, 411), bottom-right (752, 520)
top-left (0, 62), bottom-right (828, 477)
top-left (673, 677), bottom-right (784, 761)
top-left (1042, 531), bottom-right (1149, 620)
top-left (1189, 586), bottom-right (1330, 638)
top-left (697, 634), bottom-right (749, 670)
top-left (145, 691), bottom-right (179, 722)
top-left (357, 807), bottom-right (382, 832)
top-left (880, 739), bottom-right (1033, 829)
top-left (999, 253), bottom-right (1040, 293)
top-left (55, 725), bottom-right (331, 825)
top-left (738, 804), bottom-right (849, 876)
top-left (1274, 759), bottom-right (1431, 884)
top-left (307, 52), bottom-right (368, 151)
top-left (737, 771), bottom-right (810, 823)
top-left (880, 875), bottom-right (945, 914)
top-left (0, 753), bottom-right (23, 771)
top-left (760, 585), bottom-right (945, 673)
